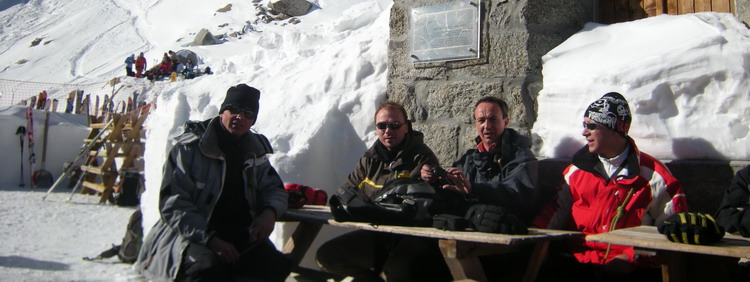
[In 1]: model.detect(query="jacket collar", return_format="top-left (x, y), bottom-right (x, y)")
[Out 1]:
top-left (572, 136), bottom-right (642, 180)
top-left (366, 130), bottom-right (426, 162)
top-left (472, 128), bottom-right (524, 166)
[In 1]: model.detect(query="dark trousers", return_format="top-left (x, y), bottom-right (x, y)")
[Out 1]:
top-left (316, 230), bottom-right (451, 282)
top-left (177, 238), bottom-right (291, 282)
top-left (536, 250), bottom-right (661, 282)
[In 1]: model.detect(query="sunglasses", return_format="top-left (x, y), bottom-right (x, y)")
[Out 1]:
top-left (226, 106), bottom-right (255, 119)
top-left (583, 122), bottom-right (600, 130)
top-left (376, 121), bottom-right (403, 130)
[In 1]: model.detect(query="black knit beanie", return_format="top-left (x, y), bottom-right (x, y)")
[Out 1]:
top-left (584, 92), bottom-right (632, 136)
top-left (220, 84), bottom-right (260, 119)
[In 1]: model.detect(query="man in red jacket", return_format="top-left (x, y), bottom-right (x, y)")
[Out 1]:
top-left (535, 92), bottom-right (688, 280)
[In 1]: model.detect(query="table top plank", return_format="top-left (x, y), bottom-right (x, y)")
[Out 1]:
top-left (282, 206), bottom-right (582, 245)
top-left (586, 225), bottom-right (750, 258)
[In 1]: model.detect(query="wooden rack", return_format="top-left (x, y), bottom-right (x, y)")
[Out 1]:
top-left (77, 111), bottom-right (146, 203)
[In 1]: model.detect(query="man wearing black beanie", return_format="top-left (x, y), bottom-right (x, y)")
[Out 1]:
top-left (136, 84), bottom-right (290, 281)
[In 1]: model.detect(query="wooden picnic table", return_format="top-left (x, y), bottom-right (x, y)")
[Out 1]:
top-left (587, 225), bottom-right (750, 282)
top-left (280, 205), bottom-right (583, 282)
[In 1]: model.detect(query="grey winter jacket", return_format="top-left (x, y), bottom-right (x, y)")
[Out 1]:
top-left (135, 117), bottom-right (288, 281)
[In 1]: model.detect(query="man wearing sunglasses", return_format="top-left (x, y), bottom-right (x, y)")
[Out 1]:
top-left (317, 101), bottom-right (450, 281)
top-left (136, 84), bottom-right (291, 281)
top-left (534, 92), bottom-right (687, 280)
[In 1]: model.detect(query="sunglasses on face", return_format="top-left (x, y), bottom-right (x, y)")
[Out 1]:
top-left (583, 122), bottom-right (600, 130)
top-left (376, 121), bottom-right (403, 130)
top-left (226, 106), bottom-right (255, 119)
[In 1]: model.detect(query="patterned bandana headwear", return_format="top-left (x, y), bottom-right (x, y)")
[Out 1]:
top-left (584, 92), bottom-right (631, 136)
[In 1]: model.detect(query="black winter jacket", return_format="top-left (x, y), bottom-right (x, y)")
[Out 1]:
top-left (452, 128), bottom-right (540, 223)
top-left (716, 165), bottom-right (750, 237)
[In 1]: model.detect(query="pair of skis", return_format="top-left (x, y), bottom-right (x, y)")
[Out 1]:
top-left (22, 107), bottom-right (36, 187)
top-left (17, 108), bottom-right (53, 188)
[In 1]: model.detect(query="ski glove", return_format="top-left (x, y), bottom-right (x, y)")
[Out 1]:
top-left (465, 204), bottom-right (528, 235)
top-left (285, 184), bottom-right (329, 209)
top-left (657, 212), bottom-right (725, 245)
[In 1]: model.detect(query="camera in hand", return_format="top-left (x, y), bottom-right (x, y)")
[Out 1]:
top-left (430, 166), bottom-right (454, 185)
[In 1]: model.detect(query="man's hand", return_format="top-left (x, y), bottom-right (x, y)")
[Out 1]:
top-left (249, 208), bottom-right (277, 242)
top-left (441, 168), bottom-right (471, 195)
top-left (208, 236), bottom-right (240, 264)
top-left (420, 164), bottom-right (437, 183)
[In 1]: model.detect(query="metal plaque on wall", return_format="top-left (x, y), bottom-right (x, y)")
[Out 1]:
top-left (410, 1), bottom-right (480, 63)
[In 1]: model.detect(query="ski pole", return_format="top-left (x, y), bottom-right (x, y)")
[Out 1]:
top-left (16, 126), bottom-right (26, 187)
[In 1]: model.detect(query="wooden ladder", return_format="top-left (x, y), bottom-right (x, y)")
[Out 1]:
top-left (78, 111), bottom-right (146, 203)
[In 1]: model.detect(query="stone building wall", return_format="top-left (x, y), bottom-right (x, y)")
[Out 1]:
top-left (737, 0), bottom-right (750, 26)
top-left (387, 0), bottom-right (591, 165)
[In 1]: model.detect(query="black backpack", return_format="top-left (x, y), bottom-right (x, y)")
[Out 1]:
top-left (329, 177), bottom-right (445, 227)
top-left (83, 209), bottom-right (143, 264)
top-left (112, 171), bottom-right (144, 207)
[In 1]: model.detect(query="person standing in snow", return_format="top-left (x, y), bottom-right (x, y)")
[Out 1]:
top-left (124, 54), bottom-right (135, 77)
top-left (135, 52), bottom-right (147, 78)
top-left (316, 101), bottom-right (451, 281)
top-left (534, 92), bottom-right (688, 280)
top-left (136, 84), bottom-right (290, 281)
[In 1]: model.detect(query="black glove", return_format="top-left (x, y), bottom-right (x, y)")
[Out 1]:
top-left (465, 204), bottom-right (528, 235)
top-left (433, 214), bottom-right (469, 231)
top-left (657, 212), bottom-right (725, 245)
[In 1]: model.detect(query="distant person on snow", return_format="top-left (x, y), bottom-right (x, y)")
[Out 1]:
top-left (135, 52), bottom-right (147, 78)
top-left (159, 60), bottom-right (172, 77)
top-left (136, 84), bottom-right (290, 281)
top-left (124, 54), bottom-right (135, 77)
top-left (169, 50), bottom-right (179, 72)
top-left (181, 58), bottom-right (196, 79)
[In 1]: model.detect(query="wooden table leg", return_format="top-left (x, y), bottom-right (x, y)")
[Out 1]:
top-left (282, 221), bottom-right (323, 267)
top-left (659, 250), bottom-right (687, 282)
top-left (522, 241), bottom-right (549, 282)
top-left (438, 239), bottom-right (488, 282)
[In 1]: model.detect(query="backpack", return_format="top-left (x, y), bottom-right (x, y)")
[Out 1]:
top-left (117, 209), bottom-right (143, 263)
top-left (329, 177), bottom-right (445, 227)
top-left (112, 171), bottom-right (143, 207)
top-left (83, 209), bottom-right (143, 264)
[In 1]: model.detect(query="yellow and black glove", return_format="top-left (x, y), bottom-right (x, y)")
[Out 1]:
top-left (657, 212), bottom-right (725, 245)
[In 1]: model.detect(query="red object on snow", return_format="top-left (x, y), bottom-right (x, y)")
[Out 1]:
top-left (284, 183), bottom-right (329, 208)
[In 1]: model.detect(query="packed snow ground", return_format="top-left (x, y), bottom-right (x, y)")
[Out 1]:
top-left (0, 187), bottom-right (139, 281)
top-left (0, 0), bottom-right (749, 280)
